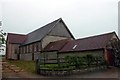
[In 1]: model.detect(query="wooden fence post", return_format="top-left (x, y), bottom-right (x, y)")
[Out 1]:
top-left (35, 59), bottom-right (40, 74)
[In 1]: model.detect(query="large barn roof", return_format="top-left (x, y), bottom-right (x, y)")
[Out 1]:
top-left (7, 18), bottom-right (74, 45)
top-left (24, 18), bottom-right (75, 45)
top-left (24, 18), bottom-right (61, 45)
top-left (59, 32), bottom-right (118, 52)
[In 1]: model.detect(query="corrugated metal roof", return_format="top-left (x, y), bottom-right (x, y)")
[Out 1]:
top-left (24, 18), bottom-right (61, 45)
top-left (60, 32), bottom-right (116, 52)
top-left (7, 33), bottom-right (27, 44)
top-left (42, 39), bottom-right (70, 52)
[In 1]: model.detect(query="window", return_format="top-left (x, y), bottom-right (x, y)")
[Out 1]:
top-left (38, 42), bottom-right (41, 51)
top-left (26, 46), bottom-right (29, 53)
top-left (72, 45), bottom-right (77, 49)
top-left (34, 44), bottom-right (37, 52)
top-left (20, 47), bottom-right (23, 54)
top-left (23, 46), bottom-right (25, 53)
top-left (25, 46), bottom-right (27, 53)
top-left (14, 48), bottom-right (18, 54)
top-left (36, 43), bottom-right (39, 52)
top-left (30, 45), bottom-right (32, 52)
top-left (22, 47), bottom-right (24, 54)
top-left (28, 45), bottom-right (30, 53)
top-left (23, 47), bottom-right (25, 53)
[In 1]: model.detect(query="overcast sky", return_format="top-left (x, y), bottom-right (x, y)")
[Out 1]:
top-left (1, 0), bottom-right (119, 39)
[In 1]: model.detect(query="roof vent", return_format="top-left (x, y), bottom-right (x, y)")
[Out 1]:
top-left (72, 45), bottom-right (77, 49)
top-left (50, 46), bottom-right (53, 49)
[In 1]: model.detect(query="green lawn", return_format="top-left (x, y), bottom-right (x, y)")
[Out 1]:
top-left (7, 60), bottom-right (35, 73)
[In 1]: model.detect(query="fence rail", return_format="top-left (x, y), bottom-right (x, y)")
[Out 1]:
top-left (35, 54), bottom-right (108, 76)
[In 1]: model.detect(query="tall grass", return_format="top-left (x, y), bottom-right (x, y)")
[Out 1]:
top-left (7, 60), bottom-right (35, 73)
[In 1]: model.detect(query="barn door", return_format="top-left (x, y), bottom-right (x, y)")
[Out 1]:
top-left (107, 49), bottom-right (115, 66)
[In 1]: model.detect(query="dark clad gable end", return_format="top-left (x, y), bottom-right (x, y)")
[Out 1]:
top-left (49, 20), bottom-right (74, 38)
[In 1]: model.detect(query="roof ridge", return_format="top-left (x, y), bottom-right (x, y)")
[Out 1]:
top-left (27, 18), bottom-right (61, 35)
top-left (8, 33), bottom-right (26, 35)
top-left (76, 31), bottom-right (115, 41)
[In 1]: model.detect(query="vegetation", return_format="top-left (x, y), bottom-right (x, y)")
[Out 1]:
top-left (35, 54), bottom-right (107, 75)
top-left (38, 54), bottom-right (106, 71)
top-left (106, 39), bottom-right (120, 67)
top-left (64, 54), bottom-right (106, 69)
top-left (7, 60), bottom-right (35, 73)
top-left (65, 55), bottom-right (84, 69)
top-left (0, 25), bottom-right (6, 53)
top-left (0, 25), bottom-right (6, 45)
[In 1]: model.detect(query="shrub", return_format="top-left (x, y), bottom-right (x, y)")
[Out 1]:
top-left (83, 54), bottom-right (95, 67)
top-left (65, 55), bottom-right (84, 69)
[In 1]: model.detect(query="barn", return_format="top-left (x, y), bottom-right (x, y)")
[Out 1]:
top-left (6, 18), bottom-right (74, 60)
top-left (42, 32), bottom-right (119, 66)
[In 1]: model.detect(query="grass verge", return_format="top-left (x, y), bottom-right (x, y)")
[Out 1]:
top-left (7, 60), bottom-right (35, 73)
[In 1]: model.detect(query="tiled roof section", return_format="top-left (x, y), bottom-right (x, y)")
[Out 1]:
top-left (60, 32), bottom-right (116, 52)
top-left (43, 39), bottom-right (70, 52)
top-left (7, 33), bottom-right (27, 44)
top-left (24, 18), bottom-right (61, 45)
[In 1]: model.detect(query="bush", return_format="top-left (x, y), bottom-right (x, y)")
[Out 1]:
top-left (65, 55), bottom-right (84, 69)
top-left (83, 54), bottom-right (95, 67)
top-left (40, 54), bottom-right (107, 71)
top-left (64, 54), bottom-right (106, 68)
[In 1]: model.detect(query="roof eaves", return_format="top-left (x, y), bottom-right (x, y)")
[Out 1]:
top-left (112, 31), bottom-right (120, 40)
top-left (60, 19), bottom-right (75, 39)
top-left (41, 50), bottom-right (58, 52)
top-left (59, 48), bottom-right (104, 53)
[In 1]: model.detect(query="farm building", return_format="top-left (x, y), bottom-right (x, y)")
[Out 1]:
top-left (41, 39), bottom-right (70, 63)
top-left (6, 18), bottom-right (119, 66)
top-left (41, 32), bottom-right (119, 66)
top-left (6, 18), bottom-right (75, 60)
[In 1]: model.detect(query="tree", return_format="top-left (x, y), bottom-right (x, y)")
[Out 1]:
top-left (106, 39), bottom-right (120, 67)
top-left (0, 31), bottom-right (6, 44)
top-left (0, 23), bottom-right (6, 52)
